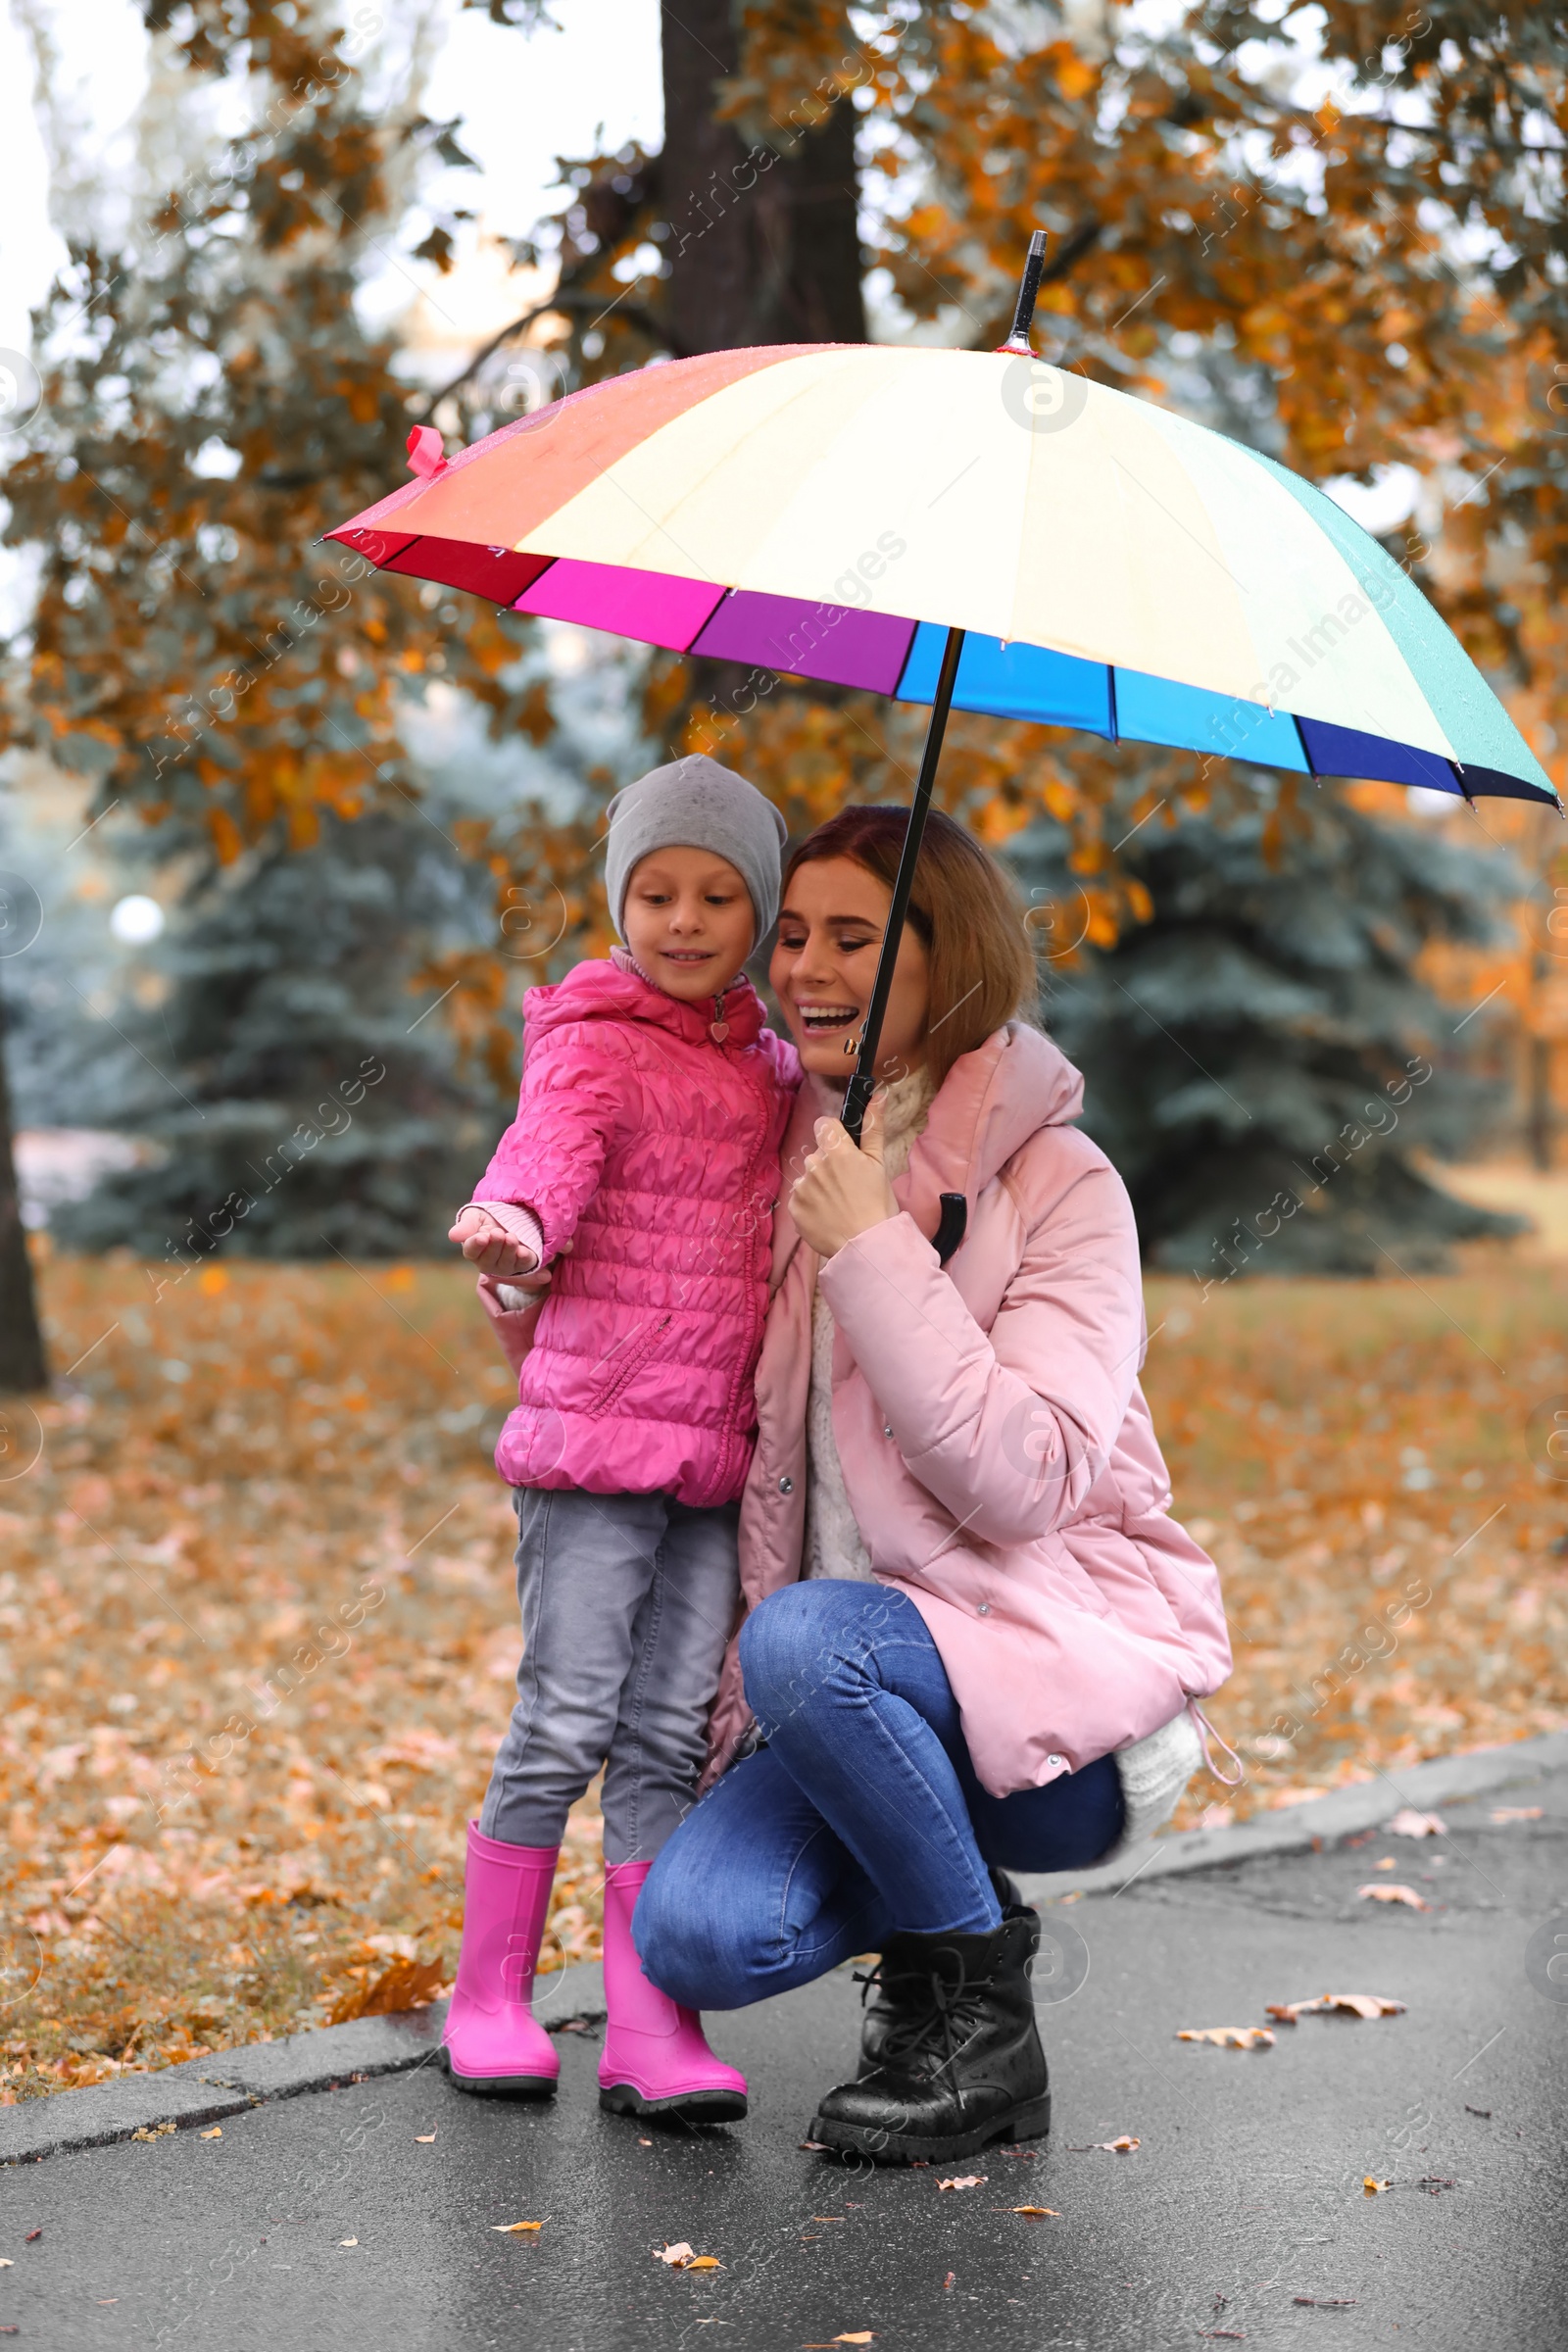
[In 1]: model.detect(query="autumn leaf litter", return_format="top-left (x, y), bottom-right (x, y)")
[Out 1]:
top-left (5, 1259), bottom-right (1561, 2095)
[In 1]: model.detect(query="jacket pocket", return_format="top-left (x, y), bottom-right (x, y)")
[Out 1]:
top-left (583, 1313), bottom-right (672, 1418)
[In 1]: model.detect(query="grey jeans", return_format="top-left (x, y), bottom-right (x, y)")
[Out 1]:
top-left (479, 1486), bottom-right (741, 1865)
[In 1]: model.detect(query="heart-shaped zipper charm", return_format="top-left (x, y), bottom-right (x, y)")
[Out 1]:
top-left (710, 1018), bottom-right (730, 1043)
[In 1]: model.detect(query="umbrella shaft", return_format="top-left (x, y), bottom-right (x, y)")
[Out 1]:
top-left (842, 625), bottom-right (966, 1144)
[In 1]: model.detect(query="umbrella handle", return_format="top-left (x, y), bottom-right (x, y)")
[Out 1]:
top-left (933, 1193), bottom-right (968, 1266)
top-left (842, 624), bottom-right (966, 1146)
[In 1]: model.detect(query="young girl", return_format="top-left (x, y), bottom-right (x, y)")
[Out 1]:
top-left (445, 755), bottom-right (795, 2122)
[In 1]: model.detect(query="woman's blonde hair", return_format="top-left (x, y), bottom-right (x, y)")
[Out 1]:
top-left (783, 806), bottom-right (1038, 1090)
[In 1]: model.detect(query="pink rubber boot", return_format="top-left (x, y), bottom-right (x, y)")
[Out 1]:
top-left (442, 1821), bottom-right (561, 2098)
top-left (598, 1859), bottom-right (748, 2122)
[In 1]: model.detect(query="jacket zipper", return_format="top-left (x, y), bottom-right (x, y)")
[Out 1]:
top-left (711, 1051), bottom-right (774, 1500)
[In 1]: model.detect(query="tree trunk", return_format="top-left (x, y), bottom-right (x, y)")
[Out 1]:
top-left (661, 0), bottom-right (755, 355)
top-left (661, 0), bottom-right (866, 356)
top-left (0, 991), bottom-right (47, 1394)
top-left (760, 87), bottom-right (866, 344)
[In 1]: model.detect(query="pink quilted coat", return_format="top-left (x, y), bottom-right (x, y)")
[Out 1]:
top-left (474, 956), bottom-right (798, 1507)
top-left (706, 1020), bottom-right (1233, 1798)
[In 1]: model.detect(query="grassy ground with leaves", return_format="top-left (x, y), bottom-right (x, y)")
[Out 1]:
top-left (2, 1247), bottom-right (1565, 2101)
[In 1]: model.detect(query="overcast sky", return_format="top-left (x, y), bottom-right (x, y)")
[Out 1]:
top-left (0, 0), bottom-right (664, 355)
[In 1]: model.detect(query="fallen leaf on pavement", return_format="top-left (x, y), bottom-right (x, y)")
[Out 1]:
top-left (1010, 2205), bottom-right (1060, 2218)
top-left (1363, 2177), bottom-right (1392, 2195)
top-left (1067, 2134), bottom-right (1142, 2149)
top-left (0, 2261), bottom-right (12, 2269)
top-left (1418, 2175), bottom-right (1457, 2193)
top-left (937, 2175), bottom-right (987, 2190)
top-left (1356, 1884), bottom-right (1429, 1909)
top-left (653, 2241), bottom-right (720, 2268)
top-left (1177, 2028), bottom-right (1275, 2049)
top-left (23, 2231), bottom-right (40, 2243)
top-left (338, 2237), bottom-right (358, 2247)
top-left (1465, 2105), bottom-right (1492, 2118)
top-left (1491, 1807), bottom-right (1543, 1823)
top-left (199, 2127), bottom-right (222, 2139)
top-left (328, 1955), bottom-right (446, 2024)
top-left (799, 2139), bottom-right (829, 2152)
top-left (493, 2221), bottom-right (544, 2234)
top-left (1294, 2298), bottom-right (1356, 2307)
top-left (1387, 1809), bottom-right (1446, 1838)
top-left (414, 2132), bottom-right (437, 2143)
top-left (1199, 2332), bottom-right (1246, 2340)
top-left (1372, 1856), bottom-right (1396, 1870)
top-left (1265, 1994), bottom-right (1406, 2024)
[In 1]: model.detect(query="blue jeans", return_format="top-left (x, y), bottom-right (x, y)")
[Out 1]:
top-left (635, 1582), bottom-right (1124, 2010)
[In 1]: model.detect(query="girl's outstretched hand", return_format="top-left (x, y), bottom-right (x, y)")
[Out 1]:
top-left (449, 1205), bottom-right (540, 1278)
top-left (789, 1092), bottom-right (899, 1260)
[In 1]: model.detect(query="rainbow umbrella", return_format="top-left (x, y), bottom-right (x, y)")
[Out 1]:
top-left (327, 238), bottom-right (1558, 1158)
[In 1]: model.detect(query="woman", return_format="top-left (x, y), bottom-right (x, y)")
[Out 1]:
top-left (634, 806), bottom-right (1232, 2166)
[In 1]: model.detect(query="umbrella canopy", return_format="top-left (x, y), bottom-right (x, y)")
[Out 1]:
top-left (328, 341), bottom-right (1558, 811)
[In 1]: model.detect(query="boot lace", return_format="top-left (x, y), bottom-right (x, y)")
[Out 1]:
top-left (853, 1947), bottom-right (993, 2079)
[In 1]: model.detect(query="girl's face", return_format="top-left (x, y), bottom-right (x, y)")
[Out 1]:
top-left (621, 847), bottom-right (757, 1004)
top-left (770, 855), bottom-right (931, 1087)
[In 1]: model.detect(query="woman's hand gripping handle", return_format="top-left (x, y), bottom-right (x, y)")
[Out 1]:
top-left (788, 1092), bottom-right (900, 1261)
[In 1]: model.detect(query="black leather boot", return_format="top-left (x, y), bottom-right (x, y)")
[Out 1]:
top-left (809, 1909), bottom-right (1051, 2165)
top-left (857, 1882), bottom-right (1028, 2073)
top-left (855, 1928), bottom-right (935, 2075)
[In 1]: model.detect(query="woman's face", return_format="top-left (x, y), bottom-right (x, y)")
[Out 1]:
top-left (770, 855), bottom-right (931, 1087)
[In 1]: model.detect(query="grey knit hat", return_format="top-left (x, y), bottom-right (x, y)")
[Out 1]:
top-left (604, 755), bottom-right (788, 944)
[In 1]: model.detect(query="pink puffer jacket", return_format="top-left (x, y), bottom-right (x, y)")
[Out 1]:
top-left (707, 1021), bottom-right (1232, 1797)
top-left (474, 956), bottom-right (798, 1507)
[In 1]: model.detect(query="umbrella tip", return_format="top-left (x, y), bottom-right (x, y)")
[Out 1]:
top-left (998, 229), bottom-right (1049, 356)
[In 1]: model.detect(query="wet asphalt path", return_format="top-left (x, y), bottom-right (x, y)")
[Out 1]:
top-left (4, 1777), bottom-right (1565, 2351)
